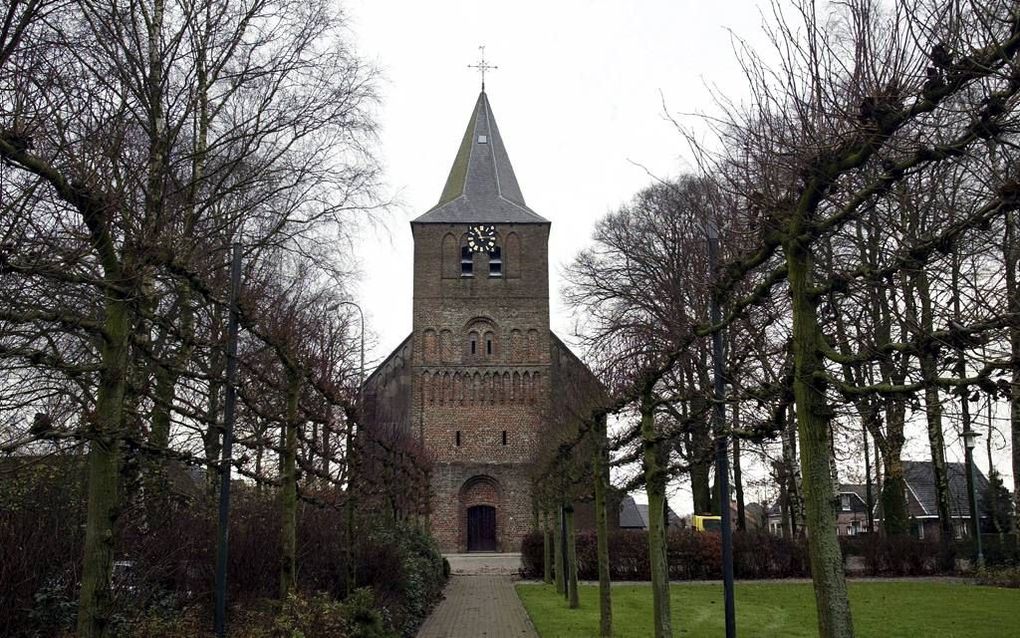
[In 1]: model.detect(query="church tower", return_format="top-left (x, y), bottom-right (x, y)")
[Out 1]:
top-left (410, 90), bottom-right (551, 552)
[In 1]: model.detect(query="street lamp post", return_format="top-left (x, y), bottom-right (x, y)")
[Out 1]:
top-left (962, 429), bottom-right (984, 568)
top-left (706, 219), bottom-right (736, 638)
top-left (337, 301), bottom-right (365, 595)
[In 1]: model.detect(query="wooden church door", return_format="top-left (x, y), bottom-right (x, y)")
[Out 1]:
top-left (467, 505), bottom-right (497, 551)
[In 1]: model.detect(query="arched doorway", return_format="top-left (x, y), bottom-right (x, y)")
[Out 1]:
top-left (460, 475), bottom-right (502, 552)
top-left (467, 505), bottom-right (497, 551)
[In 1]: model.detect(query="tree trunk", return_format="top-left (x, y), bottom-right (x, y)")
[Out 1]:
top-left (543, 510), bottom-right (553, 584)
top-left (732, 402), bottom-right (746, 531)
top-left (641, 390), bottom-right (672, 638)
top-left (565, 502), bottom-right (579, 609)
top-left (280, 369), bottom-right (301, 600)
top-left (785, 233), bottom-right (854, 638)
top-left (77, 296), bottom-right (131, 638)
top-left (952, 244), bottom-right (980, 542)
top-left (688, 393), bottom-right (713, 515)
top-left (781, 407), bottom-right (801, 537)
top-left (1005, 211), bottom-right (1020, 536)
top-left (911, 269), bottom-right (954, 559)
top-left (554, 502), bottom-right (565, 595)
top-left (594, 414), bottom-right (613, 636)
top-left (880, 400), bottom-right (909, 536)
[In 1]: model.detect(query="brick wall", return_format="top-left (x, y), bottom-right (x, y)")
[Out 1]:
top-left (412, 221), bottom-right (550, 553)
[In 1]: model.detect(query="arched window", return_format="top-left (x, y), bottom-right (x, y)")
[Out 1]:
top-left (488, 246), bottom-right (502, 277)
top-left (442, 233), bottom-right (459, 278)
top-left (509, 329), bottom-right (522, 362)
top-left (505, 233), bottom-right (521, 279)
top-left (423, 329), bottom-right (437, 363)
top-left (440, 329), bottom-right (453, 362)
top-left (469, 331), bottom-right (479, 357)
top-left (484, 331), bottom-right (494, 356)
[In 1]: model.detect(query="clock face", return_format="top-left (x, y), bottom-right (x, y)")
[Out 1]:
top-left (466, 224), bottom-right (497, 253)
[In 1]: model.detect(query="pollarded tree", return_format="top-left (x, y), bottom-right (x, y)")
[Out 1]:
top-left (695, 2), bottom-right (1020, 634)
top-left (563, 175), bottom-right (762, 637)
top-left (0, 0), bottom-right (379, 633)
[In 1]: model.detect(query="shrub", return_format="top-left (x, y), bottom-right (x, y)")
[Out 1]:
top-left (845, 534), bottom-right (940, 576)
top-left (355, 522), bottom-right (445, 637)
top-left (975, 565), bottom-right (1020, 589)
top-left (522, 528), bottom-right (954, 581)
top-left (3, 461), bottom-right (446, 638)
top-left (520, 531), bottom-right (546, 577)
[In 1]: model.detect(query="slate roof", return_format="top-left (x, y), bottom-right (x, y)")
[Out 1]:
top-left (903, 460), bottom-right (987, 518)
top-left (619, 494), bottom-right (682, 529)
top-left (764, 462), bottom-right (989, 520)
top-left (413, 91), bottom-right (548, 225)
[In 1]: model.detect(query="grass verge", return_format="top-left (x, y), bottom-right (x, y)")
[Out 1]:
top-left (516, 581), bottom-right (1020, 637)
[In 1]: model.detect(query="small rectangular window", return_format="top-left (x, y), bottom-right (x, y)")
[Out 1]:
top-left (841, 495), bottom-right (851, 511)
top-left (478, 134), bottom-right (488, 144)
top-left (486, 338), bottom-right (493, 355)
top-left (455, 431), bottom-right (461, 447)
top-left (501, 430), bottom-right (507, 445)
top-left (461, 245), bottom-right (473, 277)
top-left (488, 247), bottom-right (502, 277)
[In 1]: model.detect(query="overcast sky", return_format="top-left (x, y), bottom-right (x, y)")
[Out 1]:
top-left (340, 0), bottom-right (1013, 513)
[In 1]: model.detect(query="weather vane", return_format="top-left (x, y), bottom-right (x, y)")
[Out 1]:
top-left (468, 45), bottom-right (497, 91)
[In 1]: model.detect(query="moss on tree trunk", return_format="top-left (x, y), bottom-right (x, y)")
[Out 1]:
top-left (543, 509), bottom-right (553, 584)
top-left (785, 235), bottom-right (854, 638)
top-left (641, 391), bottom-right (672, 638)
top-left (554, 503), bottom-right (565, 595)
top-left (594, 415), bottom-right (613, 636)
top-left (280, 369), bottom-right (300, 600)
top-left (77, 297), bottom-right (130, 638)
top-left (565, 503), bottom-right (579, 609)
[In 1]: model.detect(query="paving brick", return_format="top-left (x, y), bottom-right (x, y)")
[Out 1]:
top-left (417, 575), bottom-right (538, 638)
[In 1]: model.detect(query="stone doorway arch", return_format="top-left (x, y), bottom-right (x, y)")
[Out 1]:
top-left (459, 475), bottom-right (502, 552)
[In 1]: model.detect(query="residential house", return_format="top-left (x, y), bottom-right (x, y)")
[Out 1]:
top-left (618, 494), bottom-right (683, 530)
top-left (901, 460), bottom-right (987, 540)
top-left (765, 460), bottom-right (992, 541)
top-left (767, 483), bottom-right (874, 537)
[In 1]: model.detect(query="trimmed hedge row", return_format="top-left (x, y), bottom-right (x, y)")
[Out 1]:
top-left (521, 529), bottom-right (980, 581)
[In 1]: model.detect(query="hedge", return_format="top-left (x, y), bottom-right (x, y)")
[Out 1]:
top-left (521, 529), bottom-right (973, 581)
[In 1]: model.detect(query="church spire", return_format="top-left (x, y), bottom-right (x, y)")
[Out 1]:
top-left (413, 91), bottom-right (547, 224)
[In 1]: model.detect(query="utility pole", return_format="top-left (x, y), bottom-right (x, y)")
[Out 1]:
top-left (708, 220), bottom-right (736, 638)
top-left (214, 243), bottom-right (243, 637)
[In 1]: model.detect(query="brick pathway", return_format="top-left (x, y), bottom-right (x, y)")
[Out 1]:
top-left (417, 575), bottom-right (538, 638)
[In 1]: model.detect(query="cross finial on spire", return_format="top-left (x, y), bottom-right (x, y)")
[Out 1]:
top-left (468, 45), bottom-right (497, 91)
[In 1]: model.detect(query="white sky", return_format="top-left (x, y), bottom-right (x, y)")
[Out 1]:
top-left (344, 0), bottom-right (765, 361)
top-left (341, 0), bottom-right (1014, 515)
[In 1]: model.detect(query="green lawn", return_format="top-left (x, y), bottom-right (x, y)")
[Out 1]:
top-left (516, 581), bottom-right (1020, 637)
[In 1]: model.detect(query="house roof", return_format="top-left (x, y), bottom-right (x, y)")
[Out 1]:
top-left (902, 460), bottom-right (988, 518)
top-left (619, 494), bottom-right (682, 529)
top-left (765, 462), bottom-right (991, 521)
top-left (413, 91), bottom-right (548, 225)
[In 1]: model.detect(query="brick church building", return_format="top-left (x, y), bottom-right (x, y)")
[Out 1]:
top-left (362, 89), bottom-right (598, 553)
